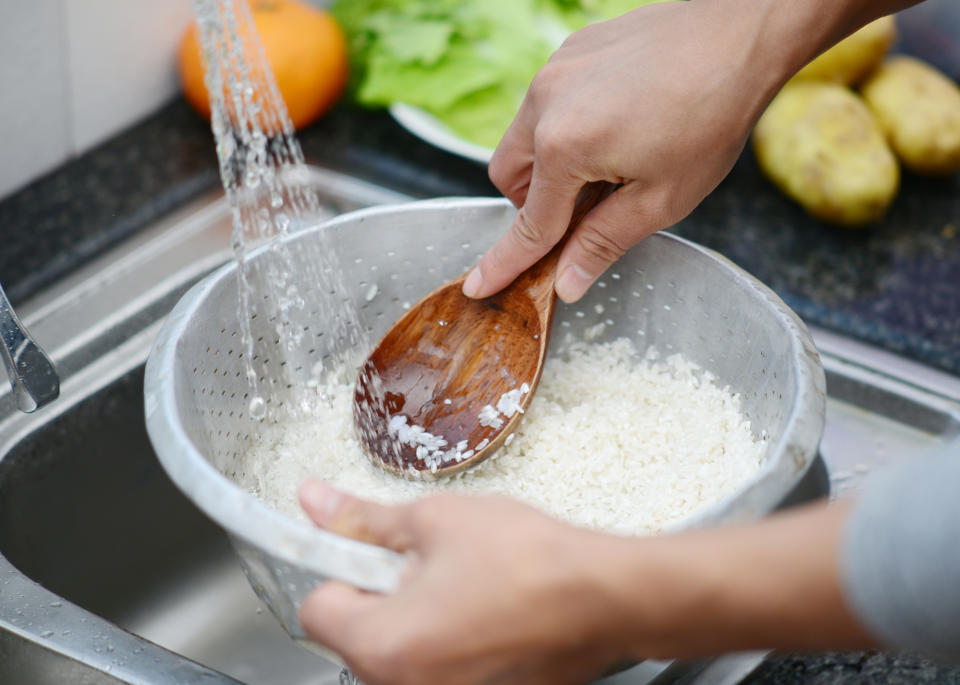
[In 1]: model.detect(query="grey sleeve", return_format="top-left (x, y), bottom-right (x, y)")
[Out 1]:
top-left (841, 440), bottom-right (960, 659)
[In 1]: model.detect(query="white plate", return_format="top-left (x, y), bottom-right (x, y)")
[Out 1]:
top-left (389, 103), bottom-right (495, 165)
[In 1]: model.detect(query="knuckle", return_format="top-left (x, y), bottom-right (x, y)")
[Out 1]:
top-left (525, 69), bottom-right (553, 107)
top-left (575, 222), bottom-right (630, 265)
top-left (487, 155), bottom-right (527, 202)
top-left (487, 152), bottom-right (509, 190)
top-left (535, 115), bottom-right (602, 173)
top-left (510, 207), bottom-right (549, 251)
top-left (641, 187), bottom-right (676, 229)
top-left (533, 125), bottom-right (566, 166)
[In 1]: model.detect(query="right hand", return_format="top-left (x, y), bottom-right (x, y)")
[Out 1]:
top-left (463, 0), bottom-right (788, 303)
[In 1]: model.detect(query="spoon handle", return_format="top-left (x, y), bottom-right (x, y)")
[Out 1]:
top-left (514, 181), bottom-right (617, 300)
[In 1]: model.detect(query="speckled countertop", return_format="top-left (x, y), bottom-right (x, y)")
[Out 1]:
top-left (2, 99), bottom-right (958, 376)
top-left (0, 99), bottom-right (958, 683)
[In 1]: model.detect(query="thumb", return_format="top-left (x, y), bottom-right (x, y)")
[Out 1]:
top-left (554, 184), bottom-right (654, 303)
top-left (462, 167), bottom-right (583, 299)
top-left (299, 479), bottom-right (414, 552)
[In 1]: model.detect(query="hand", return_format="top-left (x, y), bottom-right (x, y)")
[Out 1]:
top-left (298, 481), bottom-right (876, 684)
top-left (462, 0), bottom-right (803, 303)
top-left (297, 481), bottom-right (628, 685)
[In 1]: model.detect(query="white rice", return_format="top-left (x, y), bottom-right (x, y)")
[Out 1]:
top-left (237, 338), bottom-right (765, 535)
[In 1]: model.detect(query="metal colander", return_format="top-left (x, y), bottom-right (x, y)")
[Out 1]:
top-left (144, 197), bottom-right (825, 645)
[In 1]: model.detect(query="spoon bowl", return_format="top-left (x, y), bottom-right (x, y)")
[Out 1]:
top-left (354, 183), bottom-right (611, 478)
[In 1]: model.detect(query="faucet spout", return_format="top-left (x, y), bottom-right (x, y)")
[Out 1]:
top-left (0, 283), bottom-right (59, 412)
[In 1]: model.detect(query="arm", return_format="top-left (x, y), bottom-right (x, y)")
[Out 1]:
top-left (297, 482), bottom-right (874, 685)
top-left (595, 500), bottom-right (873, 659)
top-left (463, 0), bottom-right (924, 303)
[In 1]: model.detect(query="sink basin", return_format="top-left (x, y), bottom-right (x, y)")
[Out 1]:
top-left (0, 366), bottom-right (341, 684)
top-left (0, 167), bottom-right (409, 684)
top-left (0, 166), bottom-right (956, 685)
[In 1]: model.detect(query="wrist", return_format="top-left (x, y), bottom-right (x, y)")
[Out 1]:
top-left (734, 0), bottom-right (921, 86)
top-left (588, 531), bottom-right (723, 659)
top-left (701, 0), bottom-right (912, 119)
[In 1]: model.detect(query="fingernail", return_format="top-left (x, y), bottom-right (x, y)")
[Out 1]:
top-left (299, 479), bottom-right (343, 526)
top-left (462, 267), bottom-right (483, 298)
top-left (555, 264), bottom-right (594, 303)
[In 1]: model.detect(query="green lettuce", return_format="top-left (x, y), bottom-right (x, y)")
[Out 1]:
top-left (331, 0), bottom-right (669, 150)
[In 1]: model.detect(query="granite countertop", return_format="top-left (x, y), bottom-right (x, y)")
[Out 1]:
top-left (0, 99), bottom-right (958, 683)
top-left (2, 99), bottom-right (958, 376)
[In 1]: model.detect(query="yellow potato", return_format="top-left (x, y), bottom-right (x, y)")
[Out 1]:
top-left (791, 16), bottom-right (896, 85)
top-left (860, 56), bottom-right (960, 176)
top-left (753, 82), bottom-right (899, 226)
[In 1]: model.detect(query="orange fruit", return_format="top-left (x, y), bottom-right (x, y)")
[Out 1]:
top-left (178, 0), bottom-right (348, 131)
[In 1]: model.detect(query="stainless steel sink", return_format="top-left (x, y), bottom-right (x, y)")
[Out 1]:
top-left (0, 168), bottom-right (408, 684)
top-left (0, 166), bottom-right (957, 685)
top-left (0, 365), bottom-right (342, 684)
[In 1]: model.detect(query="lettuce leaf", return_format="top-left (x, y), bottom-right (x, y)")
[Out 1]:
top-left (331, 0), bottom-right (670, 149)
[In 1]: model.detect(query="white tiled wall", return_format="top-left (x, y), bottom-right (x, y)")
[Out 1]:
top-left (64, 1), bottom-right (194, 152)
top-left (0, 1), bottom-right (72, 199)
top-left (0, 0), bottom-right (193, 199)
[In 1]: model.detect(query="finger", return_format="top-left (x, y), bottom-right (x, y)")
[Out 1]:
top-left (299, 581), bottom-right (381, 655)
top-left (299, 479), bottom-right (414, 551)
top-left (489, 94), bottom-right (537, 207)
top-left (463, 166), bottom-right (583, 299)
top-left (555, 183), bottom-right (658, 303)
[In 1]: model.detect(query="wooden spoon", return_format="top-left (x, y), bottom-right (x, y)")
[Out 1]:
top-left (354, 182), bottom-right (612, 479)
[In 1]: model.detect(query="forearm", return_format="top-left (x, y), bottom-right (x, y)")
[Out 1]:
top-left (756, 0), bottom-right (923, 70)
top-left (694, 0), bottom-right (925, 119)
top-left (589, 501), bottom-right (876, 660)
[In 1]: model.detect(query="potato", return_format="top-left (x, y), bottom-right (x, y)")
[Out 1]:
top-left (860, 56), bottom-right (960, 175)
top-left (753, 82), bottom-right (899, 226)
top-left (791, 16), bottom-right (896, 85)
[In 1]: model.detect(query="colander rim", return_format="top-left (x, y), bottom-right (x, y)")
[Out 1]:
top-left (144, 196), bottom-right (825, 589)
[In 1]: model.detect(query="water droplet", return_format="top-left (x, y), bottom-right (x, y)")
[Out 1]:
top-left (249, 396), bottom-right (267, 419)
top-left (274, 212), bottom-right (290, 232)
top-left (41, 630), bottom-right (54, 638)
top-left (270, 192), bottom-right (283, 209)
top-left (217, 136), bottom-right (236, 160)
top-left (49, 601), bottom-right (62, 608)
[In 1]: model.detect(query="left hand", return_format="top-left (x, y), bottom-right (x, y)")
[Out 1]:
top-left (297, 480), bottom-right (628, 685)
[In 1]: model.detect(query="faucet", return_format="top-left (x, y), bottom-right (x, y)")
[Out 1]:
top-left (0, 283), bottom-right (59, 412)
